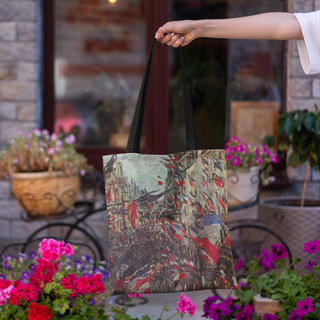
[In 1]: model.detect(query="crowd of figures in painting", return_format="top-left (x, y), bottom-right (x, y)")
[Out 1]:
top-left (103, 150), bottom-right (237, 295)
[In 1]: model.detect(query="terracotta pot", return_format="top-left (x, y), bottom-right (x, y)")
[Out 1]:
top-left (253, 295), bottom-right (280, 316)
top-left (227, 166), bottom-right (260, 206)
top-left (11, 171), bottom-right (80, 216)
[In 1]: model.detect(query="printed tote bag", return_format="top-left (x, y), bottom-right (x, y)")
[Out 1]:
top-left (103, 38), bottom-right (237, 295)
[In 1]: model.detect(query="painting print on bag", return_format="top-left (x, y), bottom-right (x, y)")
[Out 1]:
top-left (104, 149), bottom-right (237, 295)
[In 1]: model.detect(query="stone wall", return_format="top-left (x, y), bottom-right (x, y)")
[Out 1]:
top-left (0, 0), bottom-right (40, 149)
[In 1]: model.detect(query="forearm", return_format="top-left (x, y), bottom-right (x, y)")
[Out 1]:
top-left (192, 13), bottom-right (303, 40)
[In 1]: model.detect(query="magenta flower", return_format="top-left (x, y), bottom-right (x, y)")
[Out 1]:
top-left (317, 274), bottom-right (320, 280)
top-left (238, 281), bottom-right (248, 289)
top-left (259, 248), bottom-right (275, 270)
top-left (235, 145), bottom-right (245, 153)
top-left (305, 259), bottom-right (319, 269)
top-left (225, 147), bottom-right (234, 154)
top-left (226, 154), bottom-right (233, 163)
top-left (202, 296), bottom-right (219, 317)
top-left (234, 257), bottom-right (245, 270)
top-left (303, 239), bottom-right (320, 254)
top-left (270, 244), bottom-right (288, 260)
top-left (235, 304), bottom-right (254, 320)
top-left (48, 147), bottom-right (54, 155)
top-left (208, 304), bottom-right (229, 318)
top-left (255, 157), bottom-right (262, 165)
top-left (263, 313), bottom-right (277, 320)
top-left (270, 154), bottom-right (278, 163)
top-left (288, 311), bottom-right (303, 320)
top-left (177, 294), bottom-right (195, 316)
top-left (253, 146), bottom-right (259, 157)
top-left (295, 297), bottom-right (313, 316)
top-left (231, 157), bottom-right (241, 166)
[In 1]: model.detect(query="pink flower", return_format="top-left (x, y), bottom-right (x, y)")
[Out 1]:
top-left (255, 157), bottom-right (262, 165)
top-left (48, 147), bottom-right (54, 155)
top-left (305, 258), bottom-right (320, 269)
top-left (177, 294), bottom-right (195, 316)
top-left (32, 128), bottom-right (41, 137)
top-left (24, 143), bottom-right (29, 149)
top-left (303, 239), bottom-right (320, 254)
top-left (235, 145), bottom-right (244, 153)
top-left (270, 244), bottom-right (288, 260)
top-left (64, 243), bottom-right (73, 256)
top-left (224, 147), bottom-right (234, 154)
top-left (55, 139), bottom-right (62, 147)
top-left (26, 132), bottom-right (32, 139)
top-left (263, 314), bottom-right (277, 320)
top-left (234, 257), bottom-right (245, 270)
top-left (295, 298), bottom-right (313, 316)
top-left (253, 147), bottom-right (259, 157)
top-left (228, 137), bottom-right (241, 143)
top-left (225, 154), bottom-right (233, 162)
top-left (51, 133), bottom-right (58, 141)
top-left (188, 302), bottom-right (196, 316)
top-left (231, 157), bottom-right (240, 166)
top-left (271, 154), bottom-right (278, 163)
top-left (128, 294), bottom-right (144, 298)
top-left (65, 134), bottom-right (76, 144)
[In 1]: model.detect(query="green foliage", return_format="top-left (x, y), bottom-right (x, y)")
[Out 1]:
top-left (263, 105), bottom-right (320, 170)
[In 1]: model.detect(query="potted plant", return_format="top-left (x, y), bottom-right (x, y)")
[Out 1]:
top-left (224, 137), bottom-right (278, 206)
top-left (0, 129), bottom-right (90, 216)
top-left (261, 106), bottom-right (320, 269)
top-left (0, 239), bottom-right (198, 319)
top-left (201, 240), bottom-right (320, 319)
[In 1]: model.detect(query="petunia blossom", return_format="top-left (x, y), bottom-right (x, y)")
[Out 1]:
top-left (270, 244), bottom-right (288, 260)
top-left (303, 239), bottom-right (320, 254)
top-left (234, 257), bottom-right (245, 270)
top-left (288, 311), bottom-right (303, 320)
top-left (295, 297), bottom-right (313, 316)
top-left (263, 313), bottom-right (277, 320)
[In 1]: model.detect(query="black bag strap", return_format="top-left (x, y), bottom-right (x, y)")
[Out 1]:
top-left (126, 38), bottom-right (198, 153)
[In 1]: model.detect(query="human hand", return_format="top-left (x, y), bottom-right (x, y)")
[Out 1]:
top-left (155, 20), bottom-right (197, 47)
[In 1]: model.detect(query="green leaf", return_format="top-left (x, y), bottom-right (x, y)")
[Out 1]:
top-left (242, 290), bottom-right (256, 304)
top-left (44, 281), bottom-right (56, 294)
top-left (288, 152), bottom-right (299, 167)
top-left (315, 117), bottom-right (320, 135)
top-left (305, 113), bottom-right (316, 130)
top-left (53, 299), bottom-right (70, 315)
top-left (278, 142), bottom-right (289, 151)
top-left (142, 316), bottom-right (151, 320)
top-left (284, 279), bottom-right (291, 290)
top-left (262, 135), bottom-right (275, 148)
top-left (296, 110), bottom-right (308, 126)
top-left (315, 104), bottom-right (319, 113)
top-left (284, 115), bottom-right (296, 135)
top-left (271, 293), bottom-right (284, 300)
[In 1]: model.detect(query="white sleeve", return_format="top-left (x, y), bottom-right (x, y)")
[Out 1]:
top-left (293, 11), bottom-right (320, 75)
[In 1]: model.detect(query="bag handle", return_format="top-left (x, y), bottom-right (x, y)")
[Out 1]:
top-left (126, 38), bottom-right (198, 153)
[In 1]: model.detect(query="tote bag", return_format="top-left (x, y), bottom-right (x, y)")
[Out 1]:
top-left (103, 38), bottom-right (237, 295)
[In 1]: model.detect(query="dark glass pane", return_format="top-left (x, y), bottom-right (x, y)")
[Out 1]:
top-left (168, 0), bottom-right (284, 152)
top-left (54, 0), bottom-right (146, 148)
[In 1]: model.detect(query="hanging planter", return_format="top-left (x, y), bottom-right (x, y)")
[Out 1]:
top-left (11, 171), bottom-right (80, 216)
top-left (227, 166), bottom-right (260, 206)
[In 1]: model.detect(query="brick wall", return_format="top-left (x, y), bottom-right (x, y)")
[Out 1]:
top-left (0, 0), bottom-right (39, 149)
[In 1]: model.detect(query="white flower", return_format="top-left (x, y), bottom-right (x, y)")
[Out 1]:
top-left (13, 159), bottom-right (18, 164)
top-left (39, 147), bottom-right (44, 152)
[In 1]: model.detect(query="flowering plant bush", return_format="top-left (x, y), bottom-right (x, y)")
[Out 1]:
top-left (224, 137), bottom-right (278, 185)
top-left (0, 239), bottom-right (109, 320)
top-left (219, 240), bottom-right (320, 320)
top-left (0, 128), bottom-right (90, 179)
top-left (0, 238), bottom-right (198, 320)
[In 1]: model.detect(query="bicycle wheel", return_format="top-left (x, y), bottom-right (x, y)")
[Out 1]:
top-left (213, 224), bottom-right (292, 301)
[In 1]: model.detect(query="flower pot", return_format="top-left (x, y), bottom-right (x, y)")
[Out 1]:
top-left (11, 171), bottom-right (80, 216)
top-left (259, 197), bottom-right (320, 271)
top-left (253, 295), bottom-right (280, 316)
top-left (227, 166), bottom-right (260, 206)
